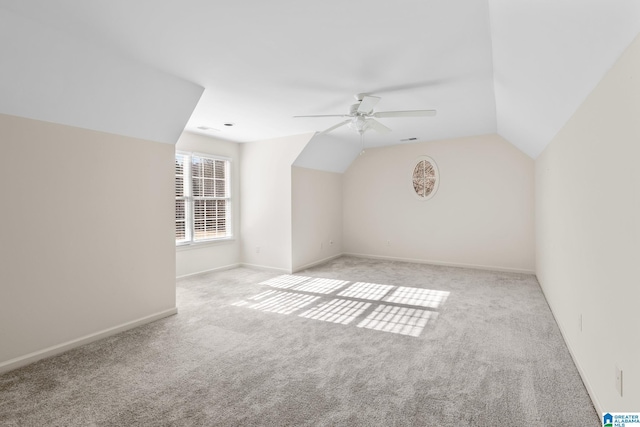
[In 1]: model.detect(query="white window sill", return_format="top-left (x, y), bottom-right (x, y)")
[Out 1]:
top-left (176, 237), bottom-right (235, 252)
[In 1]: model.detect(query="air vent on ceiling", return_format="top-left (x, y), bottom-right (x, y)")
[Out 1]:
top-left (197, 126), bottom-right (219, 132)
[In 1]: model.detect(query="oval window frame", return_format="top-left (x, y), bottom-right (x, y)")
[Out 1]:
top-left (409, 155), bottom-right (439, 201)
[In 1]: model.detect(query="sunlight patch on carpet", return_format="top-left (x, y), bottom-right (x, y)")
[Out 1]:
top-left (259, 275), bottom-right (311, 289)
top-left (383, 287), bottom-right (450, 309)
top-left (336, 282), bottom-right (394, 301)
top-left (233, 275), bottom-right (450, 338)
top-left (292, 277), bottom-right (350, 294)
top-left (239, 290), bottom-right (319, 315)
top-left (299, 299), bottom-right (371, 325)
top-left (357, 305), bottom-right (436, 337)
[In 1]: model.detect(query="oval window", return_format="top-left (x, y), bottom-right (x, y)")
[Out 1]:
top-left (411, 156), bottom-right (439, 200)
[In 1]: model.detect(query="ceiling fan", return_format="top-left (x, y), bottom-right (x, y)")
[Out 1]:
top-left (293, 93), bottom-right (437, 136)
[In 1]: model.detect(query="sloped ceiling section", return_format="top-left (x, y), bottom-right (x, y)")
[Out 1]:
top-left (293, 133), bottom-right (363, 174)
top-left (0, 8), bottom-right (203, 144)
top-left (489, 0), bottom-right (640, 158)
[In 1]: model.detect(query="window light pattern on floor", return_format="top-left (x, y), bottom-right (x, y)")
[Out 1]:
top-left (357, 305), bottom-right (436, 337)
top-left (233, 275), bottom-right (450, 338)
top-left (239, 290), bottom-right (319, 315)
top-left (259, 275), bottom-right (311, 289)
top-left (231, 289), bottom-right (283, 307)
top-left (298, 299), bottom-right (371, 325)
top-left (337, 282), bottom-right (394, 301)
top-left (383, 286), bottom-right (450, 309)
top-left (292, 277), bottom-right (350, 294)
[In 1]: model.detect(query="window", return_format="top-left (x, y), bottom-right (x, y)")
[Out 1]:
top-left (411, 156), bottom-right (439, 200)
top-left (175, 152), bottom-right (231, 244)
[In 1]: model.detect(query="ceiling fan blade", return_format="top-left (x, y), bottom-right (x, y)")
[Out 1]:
top-left (318, 119), bottom-right (351, 135)
top-left (293, 114), bottom-right (350, 118)
top-left (367, 119), bottom-right (391, 134)
top-left (356, 95), bottom-right (381, 114)
top-left (372, 110), bottom-right (437, 118)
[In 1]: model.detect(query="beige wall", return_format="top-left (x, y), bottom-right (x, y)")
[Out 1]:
top-left (240, 133), bottom-right (313, 272)
top-left (292, 167), bottom-right (343, 271)
top-left (535, 33), bottom-right (640, 412)
top-left (0, 114), bottom-right (176, 372)
top-left (175, 132), bottom-right (241, 277)
top-left (343, 134), bottom-right (535, 273)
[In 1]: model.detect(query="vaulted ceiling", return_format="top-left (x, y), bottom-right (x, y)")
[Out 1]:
top-left (1, 1), bottom-right (639, 163)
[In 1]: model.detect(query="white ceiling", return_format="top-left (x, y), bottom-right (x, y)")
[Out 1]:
top-left (1, 1), bottom-right (639, 159)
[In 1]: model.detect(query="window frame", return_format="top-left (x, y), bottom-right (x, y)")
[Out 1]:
top-left (409, 155), bottom-right (439, 201)
top-left (175, 151), bottom-right (233, 246)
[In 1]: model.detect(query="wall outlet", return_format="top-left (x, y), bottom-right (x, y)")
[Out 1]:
top-left (386, 240), bottom-right (391, 246)
top-left (615, 364), bottom-right (623, 397)
top-left (256, 246), bottom-right (260, 254)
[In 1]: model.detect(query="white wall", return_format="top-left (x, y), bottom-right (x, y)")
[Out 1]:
top-left (240, 133), bottom-right (313, 272)
top-left (175, 132), bottom-right (241, 277)
top-left (0, 114), bottom-right (176, 372)
top-left (343, 134), bottom-right (535, 273)
top-left (535, 33), bottom-right (640, 412)
top-left (292, 167), bottom-right (343, 271)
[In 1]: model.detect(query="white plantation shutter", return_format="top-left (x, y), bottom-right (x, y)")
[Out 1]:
top-left (175, 152), bottom-right (231, 244)
top-left (175, 153), bottom-right (189, 243)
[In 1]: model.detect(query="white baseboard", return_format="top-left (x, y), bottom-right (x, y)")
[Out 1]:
top-left (239, 262), bottom-right (291, 273)
top-left (240, 253), bottom-right (535, 275)
top-left (178, 262), bottom-right (292, 275)
top-left (343, 252), bottom-right (535, 275)
top-left (195, 254), bottom-right (532, 276)
top-left (292, 253), bottom-right (343, 273)
top-left (0, 307), bottom-right (178, 375)
top-left (537, 280), bottom-right (602, 420)
top-left (176, 263), bottom-right (241, 279)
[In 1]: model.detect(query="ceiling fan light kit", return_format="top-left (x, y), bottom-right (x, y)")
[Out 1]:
top-left (293, 94), bottom-right (437, 136)
top-left (349, 115), bottom-right (370, 134)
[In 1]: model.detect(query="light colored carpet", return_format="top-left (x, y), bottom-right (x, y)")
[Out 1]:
top-left (0, 256), bottom-right (598, 426)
